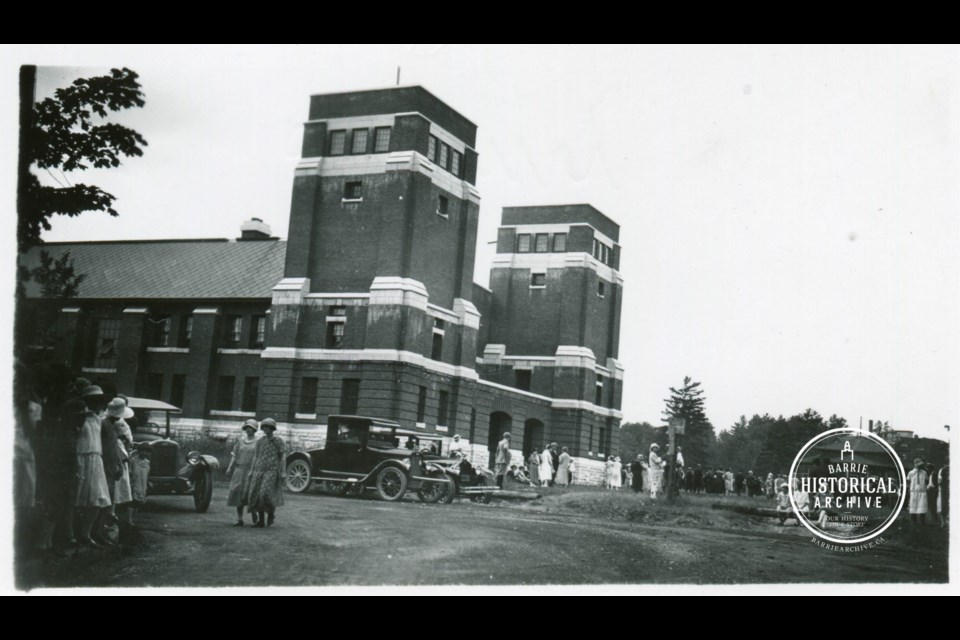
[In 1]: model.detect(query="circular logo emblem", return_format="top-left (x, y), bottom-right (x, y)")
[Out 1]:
top-left (789, 428), bottom-right (906, 545)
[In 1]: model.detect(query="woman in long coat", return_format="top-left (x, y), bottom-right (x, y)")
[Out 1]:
top-left (527, 449), bottom-right (541, 486)
top-left (555, 447), bottom-right (571, 486)
top-left (246, 418), bottom-right (285, 527)
top-left (540, 444), bottom-right (554, 487)
top-left (226, 419), bottom-right (259, 525)
top-left (907, 458), bottom-right (928, 525)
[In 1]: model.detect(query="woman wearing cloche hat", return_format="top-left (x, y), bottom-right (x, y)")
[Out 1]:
top-left (225, 419), bottom-right (259, 526)
top-left (245, 418), bottom-right (286, 528)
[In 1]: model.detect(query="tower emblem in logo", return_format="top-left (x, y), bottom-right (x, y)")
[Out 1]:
top-left (789, 428), bottom-right (906, 545)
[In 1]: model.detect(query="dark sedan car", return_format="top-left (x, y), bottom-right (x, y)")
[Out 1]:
top-left (284, 415), bottom-right (454, 502)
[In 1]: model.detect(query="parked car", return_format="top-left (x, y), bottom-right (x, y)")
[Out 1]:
top-left (127, 396), bottom-right (220, 512)
top-left (284, 415), bottom-right (455, 502)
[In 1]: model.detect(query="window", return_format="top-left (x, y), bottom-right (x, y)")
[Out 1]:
top-left (344, 181), bottom-right (362, 200)
top-left (534, 234), bottom-right (549, 253)
top-left (149, 315), bottom-right (171, 347)
top-left (145, 373), bottom-right (163, 400)
top-left (90, 318), bottom-right (121, 368)
top-left (601, 244), bottom-right (609, 265)
top-left (329, 130), bottom-right (346, 155)
top-left (431, 332), bottom-right (443, 361)
top-left (598, 281), bottom-right (605, 298)
top-left (438, 391), bottom-right (449, 427)
top-left (530, 273), bottom-right (546, 288)
top-left (170, 374), bottom-right (186, 408)
top-left (250, 315), bottom-right (266, 349)
top-left (340, 379), bottom-right (360, 415)
top-left (437, 195), bottom-right (449, 217)
top-left (216, 376), bottom-right (235, 411)
top-left (450, 150), bottom-right (462, 177)
top-left (598, 427), bottom-right (606, 456)
top-left (438, 142), bottom-right (449, 169)
top-left (242, 377), bottom-right (259, 413)
top-left (595, 376), bottom-right (604, 405)
top-left (517, 234), bottom-right (531, 253)
top-left (299, 377), bottom-right (318, 414)
top-left (553, 233), bottom-right (567, 252)
top-left (427, 136), bottom-right (438, 162)
top-left (433, 318), bottom-right (445, 330)
top-left (515, 369), bottom-right (532, 392)
top-left (224, 316), bottom-right (242, 347)
top-left (350, 128), bottom-right (368, 154)
top-left (326, 321), bottom-right (345, 349)
top-left (469, 408), bottom-right (476, 443)
top-left (178, 315), bottom-right (193, 348)
top-left (373, 127), bottom-right (391, 153)
top-left (416, 386), bottom-right (427, 423)
top-left (592, 239), bottom-right (600, 260)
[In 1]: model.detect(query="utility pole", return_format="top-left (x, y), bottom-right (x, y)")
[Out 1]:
top-left (666, 417), bottom-right (685, 500)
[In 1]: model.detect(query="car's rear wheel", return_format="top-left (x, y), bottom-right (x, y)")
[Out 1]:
top-left (417, 470), bottom-right (451, 504)
top-left (285, 459), bottom-right (312, 493)
top-left (193, 467), bottom-right (214, 512)
top-left (376, 466), bottom-right (407, 502)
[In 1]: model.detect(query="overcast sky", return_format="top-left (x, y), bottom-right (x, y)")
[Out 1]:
top-left (7, 45), bottom-right (959, 440)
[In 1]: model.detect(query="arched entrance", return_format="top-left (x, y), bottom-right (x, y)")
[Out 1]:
top-left (523, 418), bottom-right (545, 459)
top-left (488, 412), bottom-right (513, 465)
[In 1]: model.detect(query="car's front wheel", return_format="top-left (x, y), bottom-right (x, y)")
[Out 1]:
top-left (194, 467), bottom-right (214, 512)
top-left (285, 459), bottom-right (313, 493)
top-left (376, 466), bottom-right (407, 502)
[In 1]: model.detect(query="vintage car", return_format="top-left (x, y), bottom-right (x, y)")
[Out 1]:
top-left (284, 415), bottom-right (456, 502)
top-left (127, 396), bottom-right (220, 512)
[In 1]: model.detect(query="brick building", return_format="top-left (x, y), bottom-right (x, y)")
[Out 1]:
top-left (21, 86), bottom-right (625, 484)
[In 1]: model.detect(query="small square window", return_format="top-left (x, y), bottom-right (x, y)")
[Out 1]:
top-left (515, 369), bottom-right (531, 392)
top-left (553, 233), bottom-right (567, 252)
top-left (344, 181), bottom-right (362, 199)
top-left (437, 195), bottom-right (449, 216)
top-left (517, 234), bottom-right (531, 253)
top-left (351, 129), bottom-right (368, 154)
top-left (373, 127), bottom-right (391, 153)
top-left (329, 130), bottom-right (346, 156)
top-left (330, 305), bottom-right (347, 317)
top-left (531, 273), bottom-right (546, 287)
top-left (534, 234), bottom-right (549, 253)
top-left (433, 318), bottom-right (445, 330)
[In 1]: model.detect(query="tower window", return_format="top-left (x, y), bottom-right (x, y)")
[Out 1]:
top-left (344, 181), bottom-right (362, 200)
top-left (437, 195), bottom-right (449, 217)
top-left (326, 321), bottom-right (345, 349)
top-left (350, 128), bottom-right (369, 154)
top-left (427, 136), bottom-right (438, 162)
top-left (534, 234), bottom-right (549, 253)
top-left (598, 281), bottom-right (605, 298)
top-left (517, 234), bottom-right (531, 253)
top-left (515, 369), bottom-right (532, 392)
top-left (530, 273), bottom-right (546, 288)
top-left (553, 233), bottom-right (566, 252)
top-left (595, 376), bottom-right (604, 405)
top-left (438, 142), bottom-right (449, 170)
top-left (450, 150), bottom-right (462, 177)
top-left (431, 332), bottom-right (443, 361)
top-left (329, 130), bottom-right (346, 156)
top-left (373, 127), bottom-right (391, 153)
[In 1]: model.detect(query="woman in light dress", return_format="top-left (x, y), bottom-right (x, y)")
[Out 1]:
top-left (907, 457), bottom-right (928, 525)
top-left (527, 449), bottom-right (541, 486)
top-left (605, 456), bottom-right (615, 489)
top-left (540, 444), bottom-right (554, 487)
top-left (226, 419), bottom-right (259, 526)
top-left (74, 386), bottom-right (112, 548)
top-left (555, 447), bottom-right (571, 486)
top-left (611, 456), bottom-right (622, 491)
top-left (648, 444), bottom-right (665, 499)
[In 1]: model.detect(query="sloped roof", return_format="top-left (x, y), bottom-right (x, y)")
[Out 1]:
top-left (20, 239), bottom-right (286, 300)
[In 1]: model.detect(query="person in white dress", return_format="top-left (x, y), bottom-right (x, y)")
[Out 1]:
top-left (907, 458), bottom-right (929, 525)
top-left (555, 447), bottom-right (571, 486)
top-left (540, 444), bottom-right (554, 487)
top-left (648, 444), bottom-right (666, 499)
top-left (611, 457), bottom-right (623, 491)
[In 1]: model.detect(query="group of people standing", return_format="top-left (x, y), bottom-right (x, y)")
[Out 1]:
top-left (494, 435), bottom-right (576, 488)
top-left (15, 372), bottom-right (151, 555)
top-left (224, 418), bottom-right (287, 527)
top-left (907, 458), bottom-right (949, 527)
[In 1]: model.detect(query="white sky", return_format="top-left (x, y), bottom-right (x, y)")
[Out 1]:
top-left (5, 44), bottom-right (959, 440)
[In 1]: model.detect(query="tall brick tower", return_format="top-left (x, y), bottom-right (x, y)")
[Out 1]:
top-left (260, 87), bottom-right (484, 428)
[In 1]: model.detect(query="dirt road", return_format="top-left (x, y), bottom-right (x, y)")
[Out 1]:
top-left (19, 488), bottom-right (948, 588)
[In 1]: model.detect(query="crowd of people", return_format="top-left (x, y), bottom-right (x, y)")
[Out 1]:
top-left (14, 370), bottom-right (151, 556)
top-left (907, 457), bottom-right (949, 527)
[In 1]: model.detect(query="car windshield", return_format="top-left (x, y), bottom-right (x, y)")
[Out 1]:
top-left (335, 423), bottom-right (367, 442)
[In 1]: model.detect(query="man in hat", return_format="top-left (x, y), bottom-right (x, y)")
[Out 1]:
top-left (630, 453), bottom-right (645, 493)
top-left (549, 442), bottom-right (560, 485)
top-left (449, 433), bottom-right (466, 458)
top-left (495, 432), bottom-right (512, 488)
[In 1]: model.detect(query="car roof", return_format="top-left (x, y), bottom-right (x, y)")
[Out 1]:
top-left (329, 414), bottom-right (400, 428)
top-left (125, 396), bottom-right (182, 413)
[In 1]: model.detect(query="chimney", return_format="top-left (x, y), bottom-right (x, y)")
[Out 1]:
top-left (239, 217), bottom-right (272, 240)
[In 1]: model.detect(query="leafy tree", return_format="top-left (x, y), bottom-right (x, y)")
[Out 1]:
top-left (618, 421), bottom-right (661, 462)
top-left (662, 376), bottom-right (716, 466)
top-left (18, 66), bottom-right (147, 252)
